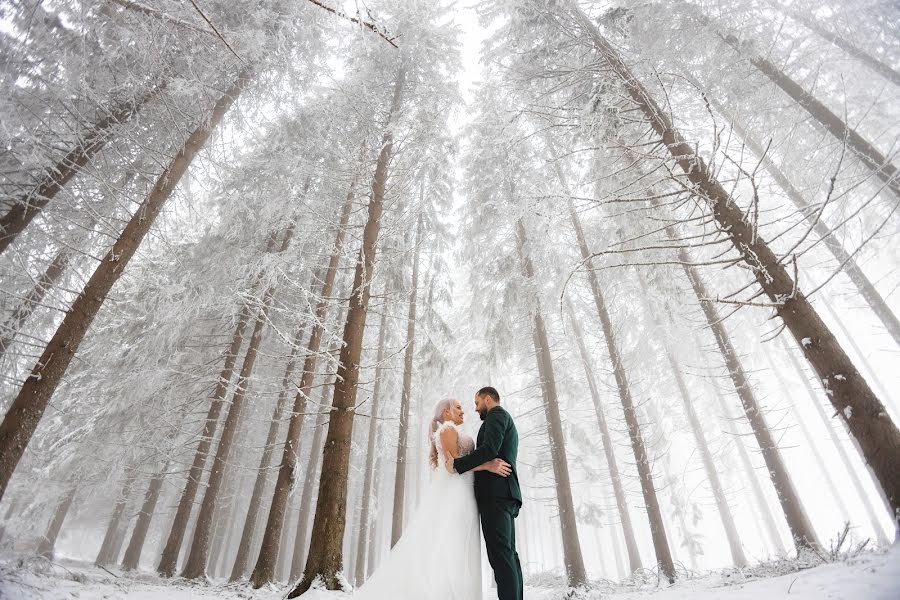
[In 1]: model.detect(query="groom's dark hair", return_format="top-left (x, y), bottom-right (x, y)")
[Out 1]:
top-left (476, 386), bottom-right (500, 403)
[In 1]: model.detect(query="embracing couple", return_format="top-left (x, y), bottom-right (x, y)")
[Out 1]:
top-left (354, 386), bottom-right (523, 600)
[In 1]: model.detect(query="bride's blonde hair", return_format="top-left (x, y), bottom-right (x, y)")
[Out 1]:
top-left (429, 398), bottom-right (455, 469)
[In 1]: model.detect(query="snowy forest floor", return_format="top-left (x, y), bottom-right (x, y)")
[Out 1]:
top-left (1, 545), bottom-right (897, 600)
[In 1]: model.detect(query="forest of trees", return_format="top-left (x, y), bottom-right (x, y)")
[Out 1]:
top-left (0, 0), bottom-right (897, 596)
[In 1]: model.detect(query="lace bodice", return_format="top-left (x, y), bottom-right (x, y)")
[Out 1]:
top-left (434, 421), bottom-right (475, 459)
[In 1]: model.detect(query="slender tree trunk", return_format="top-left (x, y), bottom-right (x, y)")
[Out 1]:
top-left (122, 464), bottom-right (168, 571)
top-left (570, 4), bottom-right (900, 515)
top-left (390, 213), bottom-right (423, 547)
top-left (563, 297), bottom-right (643, 573)
top-left (229, 323), bottom-right (310, 581)
top-left (710, 102), bottom-right (900, 348)
top-left (36, 486), bottom-right (76, 559)
top-left (684, 5), bottom-right (900, 202)
top-left (780, 341), bottom-right (892, 546)
top-left (634, 273), bottom-right (748, 567)
top-left (0, 86), bottom-right (161, 255)
top-left (709, 383), bottom-right (789, 555)
top-left (769, 2), bottom-right (900, 87)
top-left (181, 230), bottom-right (290, 579)
top-left (250, 174), bottom-right (357, 588)
top-left (516, 219), bottom-right (588, 587)
top-left (560, 188), bottom-right (674, 579)
top-left (289, 60), bottom-right (407, 597)
top-left (0, 499), bottom-right (19, 544)
top-left (367, 423), bottom-right (386, 578)
top-left (290, 381), bottom-right (332, 582)
top-left (354, 306), bottom-right (389, 584)
top-left (95, 470), bottom-right (137, 567)
top-left (0, 69), bottom-right (253, 503)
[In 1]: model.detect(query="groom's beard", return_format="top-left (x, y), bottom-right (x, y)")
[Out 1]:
top-left (478, 408), bottom-right (487, 420)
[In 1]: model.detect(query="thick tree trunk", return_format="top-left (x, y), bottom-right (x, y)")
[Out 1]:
top-left (560, 190), bottom-right (674, 579)
top-left (36, 487), bottom-right (76, 559)
top-left (249, 175), bottom-right (357, 588)
top-left (289, 61), bottom-right (407, 597)
top-left (229, 323), bottom-right (310, 581)
top-left (181, 233), bottom-right (290, 579)
top-left (770, 2), bottom-right (900, 87)
top-left (516, 220), bottom-right (588, 587)
top-left (95, 470), bottom-right (137, 567)
top-left (121, 464), bottom-right (168, 571)
top-left (712, 105), bottom-right (900, 348)
top-left (354, 305), bottom-right (389, 584)
top-left (684, 6), bottom-right (900, 202)
top-left (780, 341), bottom-right (892, 546)
top-left (390, 213), bottom-right (423, 547)
top-left (290, 381), bottom-right (332, 582)
top-left (0, 86), bottom-right (161, 255)
top-left (563, 296), bottom-right (643, 573)
top-left (0, 69), bottom-right (253, 503)
top-left (633, 273), bottom-right (748, 567)
top-left (570, 5), bottom-right (900, 516)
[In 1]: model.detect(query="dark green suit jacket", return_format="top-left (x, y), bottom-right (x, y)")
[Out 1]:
top-left (453, 406), bottom-right (522, 506)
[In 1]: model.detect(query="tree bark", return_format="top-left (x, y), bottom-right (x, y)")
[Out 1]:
top-left (229, 323), bottom-right (310, 581)
top-left (36, 486), bottom-right (76, 559)
top-left (290, 381), bottom-right (332, 582)
top-left (121, 464), bottom-right (168, 571)
top-left (634, 273), bottom-right (748, 566)
top-left (780, 341), bottom-right (892, 546)
top-left (354, 305), bottom-right (389, 584)
top-left (560, 188), bottom-right (674, 579)
top-left (390, 212), bottom-right (423, 547)
top-left (0, 85), bottom-right (161, 255)
top-left (563, 296), bottom-right (643, 573)
top-left (711, 103), bottom-right (900, 348)
top-left (289, 61), bottom-right (407, 597)
top-left (570, 4), bottom-right (900, 517)
top-left (95, 470), bottom-right (137, 567)
top-left (516, 220), bottom-right (588, 588)
top-left (249, 174), bottom-right (357, 588)
top-left (0, 68), bottom-right (253, 504)
top-left (181, 225), bottom-right (291, 579)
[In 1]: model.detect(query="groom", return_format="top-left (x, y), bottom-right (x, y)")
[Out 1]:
top-left (451, 386), bottom-right (523, 600)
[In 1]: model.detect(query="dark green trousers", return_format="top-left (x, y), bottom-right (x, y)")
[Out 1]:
top-left (479, 498), bottom-right (523, 600)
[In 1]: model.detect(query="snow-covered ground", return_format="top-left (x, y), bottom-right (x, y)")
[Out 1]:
top-left (2, 546), bottom-right (898, 600)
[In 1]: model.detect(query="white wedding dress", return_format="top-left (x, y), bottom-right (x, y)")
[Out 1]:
top-left (354, 421), bottom-right (482, 599)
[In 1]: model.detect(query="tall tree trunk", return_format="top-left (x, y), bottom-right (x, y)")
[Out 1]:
top-left (709, 101), bottom-right (900, 348)
top-left (95, 470), bottom-right (137, 567)
top-left (36, 486), bottom-right (76, 559)
top-left (250, 174), bottom-right (357, 588)
top-left (633, 273), bottom-right (748, 567)
top-left (563, 296), bottom-right (643, 573)
top-left (684, 5), bottom-right (900, 202)
top-left (516, 219), bottom-right (589, 587)
top-left (121, 463), bottom-right (168, 571)
top-left (390, 212), bottom-right (423, 547)
top-left (181, 227), bottom-right (291, 579)
top-left (229, 323), bottom-right (310, 581)
top-left (354, 305), bottom-right (389, 584)
top-left (569, 4), bottom-right (900, 516)
top-left (0, 86), bottom-right (161, 255)
top-left (769, 2), bottom-right (900, 87)
top-left (561, 188), bottom-right (674, 579)
top-left (0, 69), bottom-right (253, 503)
top-left (709, 382), bottom-right (789, 555)
top-left (367, 422), bottom-right (387, 578)
top-left (288, 60), bottom-right (407, 597)
top-left (290, 381), bottom-right (332, 582)
top-left (780, 341), bottom-right (892, 546)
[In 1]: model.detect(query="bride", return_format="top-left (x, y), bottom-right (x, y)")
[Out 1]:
top-left (354, 398), bottom-right (511, 599)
